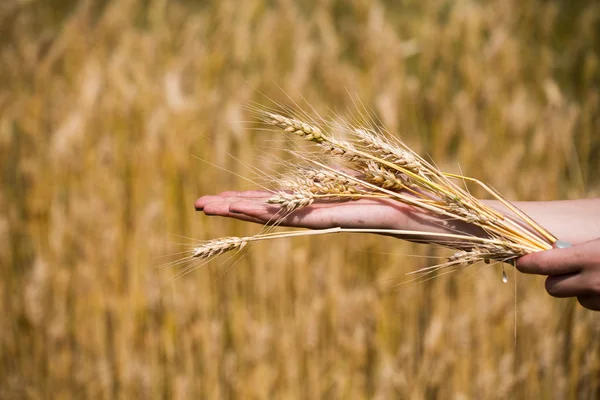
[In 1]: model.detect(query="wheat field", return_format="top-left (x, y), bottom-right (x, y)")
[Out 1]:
top-left (1, 0), bottom-right (599, 398)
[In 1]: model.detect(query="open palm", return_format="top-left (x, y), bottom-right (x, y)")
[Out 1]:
top-left (195, 190), bottom-right (475, 239)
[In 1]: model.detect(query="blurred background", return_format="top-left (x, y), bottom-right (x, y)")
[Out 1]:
top-left (1, 0), bottom-right (599, 398)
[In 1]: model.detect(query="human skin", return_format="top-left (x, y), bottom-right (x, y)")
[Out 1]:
top-left (195, 193), bottom-right (600, 311)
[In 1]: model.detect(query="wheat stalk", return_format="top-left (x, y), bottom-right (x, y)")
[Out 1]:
top-left (191, 228), bottom-right (536, 259)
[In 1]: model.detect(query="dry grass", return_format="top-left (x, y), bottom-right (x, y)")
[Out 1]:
top-left (1, 0), bottom-right (600, 398)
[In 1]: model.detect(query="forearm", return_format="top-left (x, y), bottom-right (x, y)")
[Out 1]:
top-left (398, 198), bottom-right (600, 247)
top-left (484, 198), bottom-right (600, 244)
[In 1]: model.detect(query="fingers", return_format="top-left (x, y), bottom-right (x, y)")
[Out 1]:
top-left (227, 199), bottom-right (405, 230)
top-left (195, 191), bottom-right (334, 228)
top-left (517, 239), bottom-right (600, 276)
top-left (228, 201), bottom-right (288, 224)
top-left (516, 246), bottom-right (585, 276)
top-left (577, 295), bottom-right (600, 311)
top-left (195, 190), bottom-right (272, 211)
top-left (517, 239), bottom-right (600, 312)
top-left (201, 201), bottom-right (264, 224)
top-left (197, 194), bottom-right (422, 231)
top-left (195, 191), bottom-right (274, 225)
top-left (544, 273), bottom-right (594, 298)
top-left (228, 201), bottom-right (340, 229)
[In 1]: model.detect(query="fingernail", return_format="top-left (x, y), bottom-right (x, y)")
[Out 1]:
top-left (554, 240), bottom-right (572, 249)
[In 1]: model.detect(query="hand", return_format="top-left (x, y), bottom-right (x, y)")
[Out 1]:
top-left (517, 238), bottom-right (600, 311)
top-left (194, 190), bottom-right (481, 241)
top-left (195, 190), bottom-right (419, 230)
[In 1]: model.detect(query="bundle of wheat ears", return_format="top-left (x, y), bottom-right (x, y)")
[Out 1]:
top-left (187, 105), bottom-right (557, 281)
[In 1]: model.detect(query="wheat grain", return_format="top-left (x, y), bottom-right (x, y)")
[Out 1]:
top-left (192, 237), bottom-right (249, 258)
top-left (281, 168), bottom-right (361, 195)
top-left (361, 161), bottom-right (406, 190)
top-left (354, 128), bottom-right (424, 174)
top-left (267, 190), bottom-right (315, 212)
top-left (262, 112), bottom-right (324, 143)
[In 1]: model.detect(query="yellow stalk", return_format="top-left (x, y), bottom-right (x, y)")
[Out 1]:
top-left (444, 173), bottom-right (557, 244)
